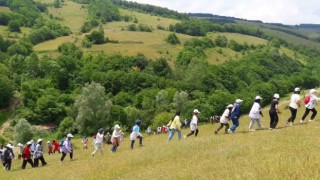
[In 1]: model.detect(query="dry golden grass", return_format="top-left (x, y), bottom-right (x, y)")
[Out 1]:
top-left (279, 46), bottom-right (307, 65)
top-left (207, 32), bottom-right (268, 45)
top-left (0, 6), bottom-right (10, 13)
top-left (2, 90), bottom-right (320, 179)
top-left (0, 25), bottom-right (32, 39)
top-left (33, 35), bottom-right (78, 51)
top-left (47, 0), bottom-right (87, 33)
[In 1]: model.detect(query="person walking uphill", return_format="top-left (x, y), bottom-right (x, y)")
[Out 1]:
top-left (130, 120), bottom-right (143, 149)
top-left (284, 88), bottom-right (301, 126)
top-left (215, 104), bottom-right (233, 134)
top-left (61, 134), bottom-right (73, 162)
top-left (167, 111), bottom-right (182, 142)
top-left (33, 139), bottom-right (47, 167)
top-left (228, 99), bottom-right (243, 133)
top-left (248, 96), bottom-right (263, 132)
top-left (111, 125), bottom-right (121, 153)
top-left (185, 109), bottom-right (200, 138)
top-left (21, 141), bottom-right (34, 169)
top-left (91, 128), bottom-right (104, 156)
top-left (269, 94), bottom-right (281, 130)
top-left (300, 89), bottom-right (320, 123)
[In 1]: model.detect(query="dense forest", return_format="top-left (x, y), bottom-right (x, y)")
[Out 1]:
top-left (1, 0), bottom-right (320, 143)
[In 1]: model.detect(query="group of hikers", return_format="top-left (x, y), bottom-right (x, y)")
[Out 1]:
top-left (1, 87), bottom-right (319, 171)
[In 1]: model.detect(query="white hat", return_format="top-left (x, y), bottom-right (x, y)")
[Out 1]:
top-left (310, 89), bottom-right (317, 94)
top-left (114, 124), bottom-right (121, 129)
top-left (274, 93), bottom-right (280, 99)
top-left (255, 96), bottom-right (262, 100)
top-left (67, 133), bottom-right (73, 138)
top-left (47, 141), bottom-right (51, 143)
top-left (17, 143), bottom-right (22, 147)
top-left (6, 144), bottom-right (13, 148)
top-left (31, 140), bottom-right (34, 142)
top-left (236, 99), bottom-right (243, 103)
top-left (37, 139), bottom-right (43, 143)
top-left (227, 104), bottom-right (234, 108)
top-left (294, 87), bottom-right (300, 92)
top-left (26, 141), bottom-right (32, 145)
top-left (193, 109), bottom-right (200, 114)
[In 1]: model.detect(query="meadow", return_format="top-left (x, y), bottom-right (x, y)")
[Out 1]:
top-left (2, 90), bottom-right (320, 179)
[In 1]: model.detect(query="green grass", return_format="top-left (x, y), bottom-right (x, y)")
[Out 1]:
top-left (0, 111), bottom-right (10, 126)
top-left (2, 90), bottom-right (320, 179)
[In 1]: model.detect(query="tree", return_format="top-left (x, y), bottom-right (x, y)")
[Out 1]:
top-left (8, 20), bottom-right (21, 32)
top-left (215, 35), bottom-right (228, 47)
top-left (57, 117), bottom-right (75, 138)
top-left (74, 82), bottom-right (113, 135)
top-left (173, 91), bottom-right (188, 115)
top-left (53, 0), bottom-right (61, 8)
top-left (165, 33), bottom-right (180, 45)
top-left (14, 119), bottom-right (34, 144)
top-left (156, 90), bottom-right (169, 112)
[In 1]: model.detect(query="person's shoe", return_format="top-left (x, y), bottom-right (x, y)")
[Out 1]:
top-left (183, 135), bottom-right (187, 139)
top-left (283, 122), bottom-right (288, 127)
top-left (227, 129), bottom-right (233, 134)
top-left (42, 163), bottom-right (47, 166)
top-left (309, 119), bottom-right (314, 122)
top-left (269, 128), bottom-right (273, 130)
top-left (289, 122), bottom-right (293, 126)
top-left (249, 129), bottom-right (255, 132)
top-left (139, 144), bottom-right (143, 147)
top-left (300, 120), bottom-right (305, 123)
top-left (214, 131), bottom-right (218, 134)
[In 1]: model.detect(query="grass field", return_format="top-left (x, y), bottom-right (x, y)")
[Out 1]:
top-left (2, 90), bottom-right (320, 179)
top-left (207, 32), bottom-right (268, 45)
top-left (0, 6), bottom-right (10, 13)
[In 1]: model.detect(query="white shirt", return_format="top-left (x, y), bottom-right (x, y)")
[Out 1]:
top-left (306, 94), bottom-right (320, 109)
top-left (190, 115), bottom-right (198, 131)
top-left (249, 102), bottom-right (261, 119)
top-left (95, 133), bottom-right (104, 144)
top-left (112, 129), bottom-right (121, 138)
top-left (220, 108), bottom-right (230, 123)
top-left (289, 94), bottom-right (300, 109)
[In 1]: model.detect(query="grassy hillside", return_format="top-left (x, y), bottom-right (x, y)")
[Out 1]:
top-left (0, 6), bottom-right (10, 12)
top-left (2, 91), bottom-right (320, 179)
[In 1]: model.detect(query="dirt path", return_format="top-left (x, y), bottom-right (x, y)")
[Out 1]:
top-left (0, 97), bottom-right (20, 140)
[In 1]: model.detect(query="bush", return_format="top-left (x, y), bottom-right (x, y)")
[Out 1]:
top-left (165, 33), bottom-right (180, 45)
top-left (13, 119), bottom-right (34, 144)
top-left (128, 24), bottom-right (137, 31)
top-left (8, 20), bottom-right (21, 32)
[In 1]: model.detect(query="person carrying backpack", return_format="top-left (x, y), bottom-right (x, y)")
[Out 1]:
top-left (130, 120), bottom-right (143, 149)
top-left (111, 125), bottom-right (121, 153)
top-left (3, 144), bottom-right (14, 171)
top-left (300, 89), bottom-right (320, 123)
top-left (228, 99), bottom-right (243, 133)
top-left (21, 141), bottom-right (34, 169)
top-left (33, 139), bottom-right (47, 167)
top-left (61, 134), bottom-right (73, 162)
top-left (284, 88), bottom-right (301, 127)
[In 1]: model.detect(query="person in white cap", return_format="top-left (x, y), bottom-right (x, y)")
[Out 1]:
top-left (33, 139), bottom-right (47, 167)
top-left (269, 94), bottom-right (281, 130)
top-left (284, 88), bottom-right (301, 126)
top-left (248, 96), bottom-right (264, 132)
top-left (21, 141), bottom-right (34, 169)
top-left (61, 133), bottom-right (73, 162)
top-left (3, 144), bottom-right (14, 170)
top-left (228, 99), bottom-right (243, 133)
top-left (185, 109), bottom-right (200, 138)
top-left (111, 125), bottom-right (121, 153)
top-left (215, 104), bottom-right (233, 134)
top-left (300, 89), bottom-right (320, 123)
top-left (17, 143), bottom-right (24, 159)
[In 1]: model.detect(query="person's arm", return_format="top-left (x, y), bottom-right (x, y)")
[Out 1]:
top-left (275, 103), bottom-right (281, 114)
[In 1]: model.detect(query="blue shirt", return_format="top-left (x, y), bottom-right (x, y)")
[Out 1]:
top-left (231, 103), bottom-right (241, 119)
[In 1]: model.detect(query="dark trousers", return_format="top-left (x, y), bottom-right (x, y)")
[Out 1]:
top-left (187, 129), bottom-right (199, 137)
top-left (60, 152), bottom-right (73, 161)
top-left (269, 111), bottom-right (279, 129)
top-left (287, 107), bottom-right (297, 122)
top-left (216, 123), bottom-right (229, 133)
top-left (34, 156), bottom-right (47, 167)
top-left (131, 136), bottom-right (142, 149)
top-left (301, 108), bottom-right (317, 120)
top-left (21, 159), bottom-right (33, 169)
top-left (3, 159), bottom-right (11, 170)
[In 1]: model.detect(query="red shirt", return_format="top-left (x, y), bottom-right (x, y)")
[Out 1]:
top-left (23, 146), bottom-right (31, 159)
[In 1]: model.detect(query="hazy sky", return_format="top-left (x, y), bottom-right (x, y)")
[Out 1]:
top-left (129, 0), bottom-right (320, 25)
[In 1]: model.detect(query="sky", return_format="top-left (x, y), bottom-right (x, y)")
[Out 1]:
top-left (129, 0), bottom-right (320, 25)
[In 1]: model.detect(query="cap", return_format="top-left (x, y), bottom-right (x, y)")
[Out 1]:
top-left (37, 139), bottom-right (43, 143)
top-left (114, 124), bottom-right (121, 129)
top-left (17, 143), bottom-right (22, 147)
top-left (67, 133), bottom-right (73, 138)
top-left (26, 141), bottom-right (32, 145)
top-left (255, 96), bottom-right (262, 100)
top-left (47, 141), bottom-right (51, 143)
top-left (294, 87), bottom-right (300, 92)
top-left (227, 104), bottom-right (234, 108)
top-left (98, 128), bottom-right (104, 133)
top-left (274, 94), bottom-right (280, 99)
top-left (310, 89), bottom-right (317, 94)
top-left (135, 119), bottom-right (142, 126)
top-left (6, 144), bottom-right (13, 148)
top-left (236, 99), bottom-right (243, 103)
top-left (193, 109), bottom-right (200, 113)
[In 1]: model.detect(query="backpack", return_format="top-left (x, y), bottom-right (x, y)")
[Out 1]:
top-left (59, 140), bottom-right (65, 147)
top-left (304, 95), bottom-right (311, 105)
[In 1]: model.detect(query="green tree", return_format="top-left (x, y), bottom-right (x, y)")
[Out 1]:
top-left (57, 117), bottom-right (75, 138)
top-left (173, 91), bottom-right (188, 115)
top-left (156, 90), bottom-right (169, 112)
top-left (8, 20), bottom-right (21, 32)
top-left (74, 82), bottom-right (113, 135)
top-left (53, 0), bottom-right (61, 8)
top-left (14, 119), bottom-right (34, 144)
top-left (165, 33), bottom-right (180, 45)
